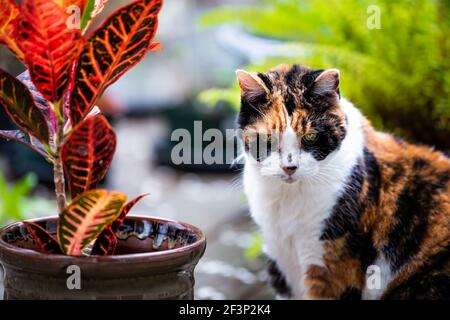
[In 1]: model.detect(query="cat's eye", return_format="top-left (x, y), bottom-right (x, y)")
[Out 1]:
top-left (303, 132), bottom-right (318, 144)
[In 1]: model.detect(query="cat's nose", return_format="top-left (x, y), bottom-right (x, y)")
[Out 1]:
top-left (282, 165), bottom-right (298, 176)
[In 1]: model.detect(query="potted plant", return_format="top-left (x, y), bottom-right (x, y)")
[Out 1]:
top-left (0, 0), bottom-right (206, 300)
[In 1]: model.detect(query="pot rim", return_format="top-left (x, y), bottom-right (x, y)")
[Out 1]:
top-left (0, 215), bottom-right (206, 264)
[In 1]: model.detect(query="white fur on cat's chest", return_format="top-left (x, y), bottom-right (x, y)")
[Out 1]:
top-left (244, 165), bottom-right (344, 299)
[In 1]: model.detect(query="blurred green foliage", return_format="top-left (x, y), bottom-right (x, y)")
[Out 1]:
top-left (0, 172), bottom-right (55, 226)
top-left (0, 172), bottom-right (36, 226)
top-left (244, 231), bottom-right (263, 260)
top-left (199, 0), bottom-right (450, 150)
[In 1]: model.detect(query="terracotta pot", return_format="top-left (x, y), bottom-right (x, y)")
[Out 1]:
top-left (0, 216), bottom-right (206, 300)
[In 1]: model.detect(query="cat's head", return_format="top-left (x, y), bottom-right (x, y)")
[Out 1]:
top-left (237, 64), bottom-right (347, 184)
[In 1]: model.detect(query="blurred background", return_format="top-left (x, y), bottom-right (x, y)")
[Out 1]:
top-left (0, 0), bottom-right (449, 299)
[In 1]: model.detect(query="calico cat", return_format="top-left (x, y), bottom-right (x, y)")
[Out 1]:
top-left (237, 64), bottom-right (450, 300)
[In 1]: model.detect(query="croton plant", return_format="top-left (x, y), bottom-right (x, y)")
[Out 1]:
top-left (0, 0), bottom-right (162, 255)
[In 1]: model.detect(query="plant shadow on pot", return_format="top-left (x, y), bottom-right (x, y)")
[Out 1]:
top-left (0, 216), bottom-right (206, 300)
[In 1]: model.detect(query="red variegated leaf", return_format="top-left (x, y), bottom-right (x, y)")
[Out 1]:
top-left (58, 189), bottom-right (127, 255)
top-left (15, 0), bottom-right (83, 103)
top-left (0, 0), bottom-right (24, 60)
top-left (24, 222), bottom-right (63, 254)
top-left (70, 0), bottom-right (162, 124)
top-left (0, 69), bottom-right (50, 145)
top-left (92, 193), bottom-right (149, 255)
top-left (17, 71), bottom-right (57, 145)
top-left (61, 114), bottom-right (116, 198)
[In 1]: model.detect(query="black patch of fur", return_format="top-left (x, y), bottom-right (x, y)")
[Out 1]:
top-left (258, 72), bottom-right (273, 92)
top-left (302, 115), bottom-right (347, 161)
top-left (348, 149), bottom-right (380, 269)
top-left (283, 65), bottom-right (311, 115)
top-left (267, 258), bottom-right (291, 297)
top-left (383, 244), bottom-right (450, 300)
top-left (237, 73), bottom-right (270, 129)
top-left (321, 159), bottom-right (365, 240)
top-left (282, 66), bottom-right (337, 114)
top-left (284, 90), bottom-right (297, 115)
top-left (385, 160), bottom-right (406, 185)
top-left (301, 69), bottom-right (324, 89)
top-left (237, 94), bottom-right (268, 129)
top-left (348, 230), bottom-right (378, 271)
top-left (301, 69), bottom-right (339, 113)
top-left (321, 148), bottom-right (379, 269)
top-left (364, 149), bottom-right (381, 204)
top-left (383, 157), bottom-right (449, 272)
top-left (284, 64), bottom-right (304, 84)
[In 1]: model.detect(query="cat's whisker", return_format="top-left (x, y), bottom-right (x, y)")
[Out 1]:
top-left (230, 175), bottom-right (243, 190)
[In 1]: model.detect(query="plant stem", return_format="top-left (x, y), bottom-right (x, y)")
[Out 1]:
top-left (53, 101), bottom-right (66, 214)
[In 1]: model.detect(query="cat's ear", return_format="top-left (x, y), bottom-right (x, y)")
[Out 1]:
top-left (236, 70), bottom-right (269, 101)
top-left (312, 69), bottom-right (340, 99)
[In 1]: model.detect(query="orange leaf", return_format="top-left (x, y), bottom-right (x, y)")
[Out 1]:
top-left (0, 0), bottom-right (24, 60)
top-left (58, 189), bottom-right (127, 255)
top-left (15, 0), bottom-right (83, 102)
